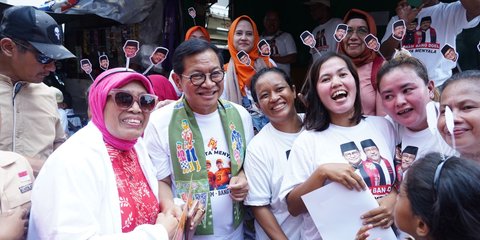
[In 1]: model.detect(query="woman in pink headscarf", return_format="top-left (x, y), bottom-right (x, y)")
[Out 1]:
top-left (28, 68), bottom-right (196, 239)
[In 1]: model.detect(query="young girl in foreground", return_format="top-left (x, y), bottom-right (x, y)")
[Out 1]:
top-left (280, 52), bottom-right (397, 239)
top-left (358, 152), bottom-right (480, 240)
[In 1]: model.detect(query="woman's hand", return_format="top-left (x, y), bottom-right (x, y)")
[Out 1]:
top-left (318, 163), bottom-right (367, 191)
top-left (228, 171), bottom-right (249, 202)
top-left (360, 191), bottom-right (397, 228)
top-left (156, 211), bottom-right (179, 239)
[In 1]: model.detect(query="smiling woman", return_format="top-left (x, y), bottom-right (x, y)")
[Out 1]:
top-left (28, 68), bottom-right (180, 239)
top-left (223, 15), bottom-right (274, 133)
top-left (279, 52), bottom-right (398, 239)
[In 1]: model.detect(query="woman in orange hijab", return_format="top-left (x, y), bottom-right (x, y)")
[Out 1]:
top-left (224, 15), bottom-right (274, 132)
top-left (339, 9), bottom-right (385, 116)
top-left (185, 26), bottom-right (211, 41)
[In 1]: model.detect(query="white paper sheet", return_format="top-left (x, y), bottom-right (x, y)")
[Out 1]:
top-left (301, 182), bottom-right (397, 240)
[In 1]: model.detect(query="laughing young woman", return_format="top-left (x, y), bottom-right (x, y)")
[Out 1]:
top-left (280, 52), bottom-right (397, 239)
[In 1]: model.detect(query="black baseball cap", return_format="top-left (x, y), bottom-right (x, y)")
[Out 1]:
top-left (0, 6), bottom-right (75, 60)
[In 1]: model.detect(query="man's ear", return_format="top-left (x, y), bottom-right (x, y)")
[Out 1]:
top-left (172, 73), bottom-right (184, 92)
top-left (0, 38), bottom-right (15, 57)
top-left (415, 217), bottom-right (430, 238)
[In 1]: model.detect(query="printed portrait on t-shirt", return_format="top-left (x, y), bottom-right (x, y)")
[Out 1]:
top-left (401, 146), bottom-right (418, 171)
top-left (403, 18), bottom-right (421, 45)
top-left (360, 139), bottom-right (394, 185)
top-left (315, 29), bottom-right (327, 48)
top-left (340, 140), bottom-right (388, 199)
top-left (419, 16), bottom-right (436, 44)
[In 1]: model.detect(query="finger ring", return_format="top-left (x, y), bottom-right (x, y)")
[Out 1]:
top-left (198, 208), bottom-right (205, 213)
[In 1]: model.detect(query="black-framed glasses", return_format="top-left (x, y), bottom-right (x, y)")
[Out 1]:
top-left (108, 89), bottom-right (158, 112)
top-left (181, 70), bottom-right (225, 86)
top-left (12, 40), bottom-right (55, 64)
top-left (346, 26), bottom-right (369, 38)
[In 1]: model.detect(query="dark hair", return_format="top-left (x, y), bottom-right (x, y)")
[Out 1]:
top-left (172, 39), bottom-right (223, 75)
top-left (405, 152), bottom-right (480, 240)
top-left (250, 67), bottom-right (293, 103)
top-left (376, 56), bottom-right (429, 91)
top-left (440, 70), bottom-right (480, 92)
top-left (302, 52), bottom-right (362, 131)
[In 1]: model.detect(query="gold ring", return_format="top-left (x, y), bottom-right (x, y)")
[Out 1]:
top-left (198, 208), bottom-right (205, 213)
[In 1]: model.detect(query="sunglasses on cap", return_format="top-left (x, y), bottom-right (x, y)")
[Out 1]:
top-left (12, 40), bottom-right (55, 64)
top-left (108, 89), bottom-right (158, 112)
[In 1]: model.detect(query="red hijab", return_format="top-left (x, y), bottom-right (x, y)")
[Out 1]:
top-left (339, 9), bottom-right (378, 67)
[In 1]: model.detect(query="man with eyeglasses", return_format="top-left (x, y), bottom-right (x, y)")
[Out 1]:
top-left (0, 6), bottom-right (75, 172)
top-left (144, 39), bottom-right (254, 239)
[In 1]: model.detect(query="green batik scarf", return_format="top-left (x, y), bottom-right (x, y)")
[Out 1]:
top-left (168, 98), bottom-right (246, 235)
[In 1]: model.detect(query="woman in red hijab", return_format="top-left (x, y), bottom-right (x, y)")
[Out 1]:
top-left (339, 9), bottom-right (385, 116)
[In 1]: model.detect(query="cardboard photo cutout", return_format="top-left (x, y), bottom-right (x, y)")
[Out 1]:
top-left (150, 47), bottom-right (169, 65)
top-left (364, 34), bottom-right (380, 52)
top-left (123, 40), bottom-right (140, 59)
top-left (188, 7), bottom-right (196, 19)
top-left (477, 41), bottom-right (480, 52)
top-left (441, 44), bottom-right (458, 63)
top-left (236, 50), bottom-right (251, 66)
top-left (80, 58), bottom-right (92, 74)
top-left (392, 19), bottom-right (406, 41)
top-left (300, 30), bottom-right (316, 48)
top-left (257, 39), bottom-right (271, 56)
top-left (98, 55), bottom-right (109, 70)
top-left (334, 24), bottom-right (348, 42)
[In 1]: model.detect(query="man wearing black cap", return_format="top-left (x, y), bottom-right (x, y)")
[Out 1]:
top-left (0, 6), bottom-right (75, 174)
top-left (419, 16), bottom-right (436, 43)
top-left (0, 5), bottom-right (75, 238)
top-left (392, 20), bottom-right (405, 40)
top-left (441, 44), bottom-right (458, 62)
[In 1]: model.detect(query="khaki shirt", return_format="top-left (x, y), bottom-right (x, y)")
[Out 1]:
top-left (0, 151), bottom-right (34, 212)
top-left (0, 74), bottom-right (66, 161)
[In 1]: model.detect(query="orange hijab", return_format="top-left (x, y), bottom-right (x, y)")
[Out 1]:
top-left (185, 26), bottom-right (211, 42)
top-left (339, 9), bottom-right (377, 67)
top-left (226, 15), bottom-right (272, 94)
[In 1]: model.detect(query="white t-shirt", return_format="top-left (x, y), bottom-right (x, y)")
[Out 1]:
top-left (389, 103), bottom-right (457, 177)
top-left (279, 116), bottom-right (396, 240)
top-left (311, 18), bottom-right (343, 61)
top-left (261, 31), bottom-right (297, 76)
top-left (244, 122), bottom-right (304, 240)
top-left (381, 2), bottom-right (480, 87)
top-left (144, 101), bottom-right (254, 240)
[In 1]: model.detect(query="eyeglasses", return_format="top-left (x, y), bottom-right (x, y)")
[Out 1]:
top-left (346, 26), bottom-right (369, 38)
top-left (181, 70), bottom-right (224, 86)
top-left (108, 89), bottom-right (158, 112)
top-left (12, 40), bottom-right (55, 64)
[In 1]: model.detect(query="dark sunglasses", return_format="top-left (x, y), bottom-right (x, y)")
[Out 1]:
top-left (108, 89), bottom-right (158, 112)
top-left (13, 40), bottom-right (55, 64)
